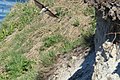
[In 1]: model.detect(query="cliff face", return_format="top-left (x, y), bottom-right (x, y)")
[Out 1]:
top-left (69, 0), bottom-right (120, 80)
top-left (93, 10), bottom-right (120, 80)
top-left (87, 0), bottom-right (120, 80)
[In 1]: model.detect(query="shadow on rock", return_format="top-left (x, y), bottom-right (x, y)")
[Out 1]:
top-left (68, 48), bottom-right (96, 80)
top-left (112, 62), bottom-right (120, 77)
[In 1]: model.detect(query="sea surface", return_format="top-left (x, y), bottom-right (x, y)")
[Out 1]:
top-left (0, 0), bottom-right (27, 22)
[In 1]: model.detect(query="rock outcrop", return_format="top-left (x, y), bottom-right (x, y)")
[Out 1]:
top-left (87, 0), bottom-right (120, 80)
top-left (84, 0), bottom-right (120, 21)
top-left (69, 0), bottom-right (120, 80)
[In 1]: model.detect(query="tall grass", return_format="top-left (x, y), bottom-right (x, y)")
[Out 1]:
top-left (0, 3), bottom-right (38, 41)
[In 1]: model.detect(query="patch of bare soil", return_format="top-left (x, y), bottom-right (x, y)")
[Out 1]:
top-left (39, 46), bottom-right (90, 80)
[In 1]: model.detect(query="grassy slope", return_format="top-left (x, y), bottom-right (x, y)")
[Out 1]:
top-left (0, 0), bottom-right (95, 80)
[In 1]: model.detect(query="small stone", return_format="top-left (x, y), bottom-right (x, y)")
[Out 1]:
top-left (72, 56), bottom-right (77, 60)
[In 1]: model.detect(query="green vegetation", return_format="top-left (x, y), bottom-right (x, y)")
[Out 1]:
top-left (0, 0), bottom-right (96, 80)
top-left (55, 7), bottom-right (68, 17)
top-left (83, 7), bottom-right (95, 16)
top-left (62, 37), bottom-right (85, 53)
top-left (72, 18), bottom-right (80, 27)
top-left (0, 3), bottom-right (38, 80)
top-left (80, 19), bottom-right (96, 47)
top-left (0, 3), bottom-right (38, 41)
top-left (43, 34), bottom-right (63, 47)
top-left (40, 51), bottom-right (56, 67)
top-left (40, 0), bottom-right (55, 6)
top-left (0, 49), bottom-right (33, 80)
top-left (5, 55), bottom-right (32, 79)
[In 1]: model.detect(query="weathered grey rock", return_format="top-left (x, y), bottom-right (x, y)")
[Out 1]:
top-left (69, 0), bottom-right (120, 80)
top-left (92, 42), bottom-right (120, 80)
top-left (84, 0), bottom-right (120, 21)
top-left (91, 0), bottom-right (120, 80)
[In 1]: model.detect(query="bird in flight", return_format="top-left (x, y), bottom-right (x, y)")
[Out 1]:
top-left (33, 0), bottom-right (58, 18)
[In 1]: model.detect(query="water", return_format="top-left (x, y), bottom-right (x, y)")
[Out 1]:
top-left (0, 0), bottom-right (27, 22)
